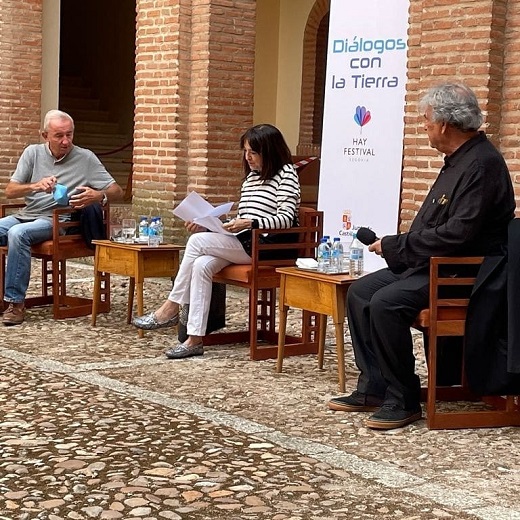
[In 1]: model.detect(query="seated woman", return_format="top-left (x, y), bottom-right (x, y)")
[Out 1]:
top-left (133, 123), bottom-right (301, 359)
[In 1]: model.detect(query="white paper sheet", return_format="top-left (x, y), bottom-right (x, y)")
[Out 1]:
top-left (173, 191), bottom-right (235, 235)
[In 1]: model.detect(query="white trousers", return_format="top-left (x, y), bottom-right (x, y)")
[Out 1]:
top-left (168, 232), bottom-right (252, 336)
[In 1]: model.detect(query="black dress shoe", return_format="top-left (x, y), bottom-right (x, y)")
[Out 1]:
top-left (328, 390), bottom-right (384, 412)
top-left (365, 404), bottom-right (422, 430)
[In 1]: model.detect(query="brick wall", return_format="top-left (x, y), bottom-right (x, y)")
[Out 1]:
top-left (1, 0), bottom-right (519, 235)
top-left (133, 0), bottom-right (256, 240)
top-left (0, 0), bottom-right (43, 202)
top-left (298, 0), bottom-right (519, 230)
top-left (402, 0), bottom-right (516, 230)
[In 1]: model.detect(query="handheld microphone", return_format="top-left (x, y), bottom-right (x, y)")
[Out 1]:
top-left (356, 227), bottom-right (379, 246)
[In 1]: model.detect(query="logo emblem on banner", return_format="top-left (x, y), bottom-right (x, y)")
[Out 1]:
top-left (354, 105), bottom-right (371, 133)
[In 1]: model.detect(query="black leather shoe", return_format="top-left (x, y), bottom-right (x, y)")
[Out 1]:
top-left (328, 390), bottom-right (384, 412)
top-left (365, 404), bottom-right (422, 430)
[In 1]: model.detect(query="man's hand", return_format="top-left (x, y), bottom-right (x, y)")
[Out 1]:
top-left (34, 176), bottom-right (58, 194)
top-left (368, 238), bottom-right (384, 256)
top-left (69, 186), bottom-right (103, 209)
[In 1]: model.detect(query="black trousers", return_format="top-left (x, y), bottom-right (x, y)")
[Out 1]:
top-left (346, 268), bottom-right (429, 410)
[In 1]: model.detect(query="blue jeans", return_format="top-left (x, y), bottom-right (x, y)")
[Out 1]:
top-left (0, 216), bottom-right (53, 303)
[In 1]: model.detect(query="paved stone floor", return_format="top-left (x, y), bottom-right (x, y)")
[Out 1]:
top-left (1, 261), bottom-right (520, 520)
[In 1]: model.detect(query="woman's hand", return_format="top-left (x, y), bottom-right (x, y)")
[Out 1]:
top-left (185, 221), bottom-right (207, 233)
top-left (223, 218), bottom-right (253, 233)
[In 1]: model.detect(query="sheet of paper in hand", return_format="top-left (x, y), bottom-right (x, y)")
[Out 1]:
top-left (173, 191), bottom-right (234, 235)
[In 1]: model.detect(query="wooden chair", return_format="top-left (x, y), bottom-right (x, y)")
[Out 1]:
top-left (0, 203), bottom-right (111, 319)
top-left (293, 155), bottom-right (319, 209)
top-left (204, 206), bottom-right (324, 360)
top-left (414, 256), bottom-right (520, 429)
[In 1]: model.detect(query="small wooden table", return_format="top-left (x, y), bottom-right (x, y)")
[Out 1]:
top-left (91, 240), bottom-right (184, 338)
top-left (276, 267), bottom-right (358, 392)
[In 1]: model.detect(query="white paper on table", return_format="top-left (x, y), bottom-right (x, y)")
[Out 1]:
top-left (173, 191), bottom-right (235, 235)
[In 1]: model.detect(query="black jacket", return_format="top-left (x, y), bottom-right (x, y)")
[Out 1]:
top-left (464, 219), bottom-right (520, 395)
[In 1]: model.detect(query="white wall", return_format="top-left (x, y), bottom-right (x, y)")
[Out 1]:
top-left (254, 0), bottom-right (316, 152)
top-left (41, 0), bottom-right (61, 124)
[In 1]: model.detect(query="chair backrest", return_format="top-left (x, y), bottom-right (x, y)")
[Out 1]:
top-left (426, 256), bottom-right (483, 336)
top-left (293, 155), bottom-right (320, 209)
top-left (296, 206), bottom-right (324, 258)
top-left (250, 206), bottom-right (323, 269)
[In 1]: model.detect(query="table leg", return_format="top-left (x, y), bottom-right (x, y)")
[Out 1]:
top-left (276, 303), bottom-right (289, 373)
top-left (317, 314), bottom-right (327, 369)
top-left (91, 258), bottom-right (101, 327)
top-left (334, 320), bottom-right (346, 393)
top-left (127, 277), bottom-right (135, 325)
top-left (136, 279), bottom-right (144, 339)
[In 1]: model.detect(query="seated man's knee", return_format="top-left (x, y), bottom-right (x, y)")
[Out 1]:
top-left (7, 225), bottom-right (25, 246)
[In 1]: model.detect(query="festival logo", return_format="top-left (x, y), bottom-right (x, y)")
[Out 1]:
top-left (344, 105), bottom-right (375, 162)
top-left (354, 105), bottom-right (371, 134)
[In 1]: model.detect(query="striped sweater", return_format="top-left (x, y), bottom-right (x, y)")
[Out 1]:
top-left (236, 164), bottom-right (301, 229)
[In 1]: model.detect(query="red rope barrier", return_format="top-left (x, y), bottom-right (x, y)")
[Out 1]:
top-left (95, 140), bottom-right (133, 157)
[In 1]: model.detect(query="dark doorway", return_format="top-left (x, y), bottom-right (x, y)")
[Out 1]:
top-left (59, 0), bottom-right (136, 198)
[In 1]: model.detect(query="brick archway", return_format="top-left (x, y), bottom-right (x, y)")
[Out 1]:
top-left (296, 0), bottom-right (330, 157)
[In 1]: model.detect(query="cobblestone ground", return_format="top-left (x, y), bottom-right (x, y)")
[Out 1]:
top-left (1, 261), bottom-right (519, 520)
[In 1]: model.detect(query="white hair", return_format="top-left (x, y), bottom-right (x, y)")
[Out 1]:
top-left (43, 110), bottom-right (74, 132)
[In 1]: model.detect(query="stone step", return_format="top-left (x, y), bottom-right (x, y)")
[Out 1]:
top-left (65, 107), bottom-right (111, 123)
top-left (60, 75), bottom-right (85, 87)
top-left (60, 96), bottom-right (100, 111)
top-left (74, 120), bottom-right (121, 135)
top-left (59, 84), bottom-right (93, 99)
top-left (74, 133), bottom-right (131, 148)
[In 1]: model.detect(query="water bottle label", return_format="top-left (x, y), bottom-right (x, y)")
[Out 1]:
top-left (350, 249), bottom-right (361, 260)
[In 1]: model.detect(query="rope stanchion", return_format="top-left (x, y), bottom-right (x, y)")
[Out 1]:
top-left (293, 156), bottom-right (319, 169)
top-left (95, 140), bottom-right (133, 157)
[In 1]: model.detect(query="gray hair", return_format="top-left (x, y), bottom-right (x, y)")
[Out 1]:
top-left (43, 110), bottom-right (74, 132)
top-left (419, 83), bottom-right (483, 132)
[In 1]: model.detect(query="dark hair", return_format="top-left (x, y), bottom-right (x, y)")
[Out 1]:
top-left (240, 124), bottom-right (292, 181)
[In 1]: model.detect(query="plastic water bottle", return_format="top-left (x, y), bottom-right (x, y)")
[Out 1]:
top-left (148, 217), bottom-right (160, 246)
top-left (342, 248), bottom-right (351, 273)
top-left (156, 217), bottom-right (164, 243)
top-left (138, 216), bottom-right (149, 243)
top-left (317, 237), bottom-right (331, 273)
top-left (324, 235), bottom-right (333, 250)
top-left (331, 237), bottom-right (344, 273)
top-left (149, 217), bottom-right (158, 235)
top-left (349, 232), bottom-right (364, 277)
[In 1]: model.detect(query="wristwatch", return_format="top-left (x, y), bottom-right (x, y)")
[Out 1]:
top-left (101, 192), bottom-right (108, 207)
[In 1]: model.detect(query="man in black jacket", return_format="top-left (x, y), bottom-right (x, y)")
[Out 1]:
top-left (328, 83), bottom-right (515, 429)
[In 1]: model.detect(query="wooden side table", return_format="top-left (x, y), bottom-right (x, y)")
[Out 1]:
top-left (91, 240), bottom-right (184, 338)
top-left (276, 267), bottom-right (358, 392)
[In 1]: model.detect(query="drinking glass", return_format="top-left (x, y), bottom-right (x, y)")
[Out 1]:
top-left (110, 225), bottom-right (123, 242)
top-left (121, 219), bottom-right (136, 243)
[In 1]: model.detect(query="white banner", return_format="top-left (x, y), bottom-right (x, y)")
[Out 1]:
top-left (318, 0), bottom-right (410, 272)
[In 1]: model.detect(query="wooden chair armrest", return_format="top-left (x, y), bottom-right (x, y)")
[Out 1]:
top-left (50, 204), bottom-right (110, 243)
top-left (1, 202), bottom-right (25, 218)
top-left (430, 256), bottom-right (484, 266)
top-left (51, 206), bottom-right (81, 241)
top-left (250, 225), bottom-right (321, 268)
